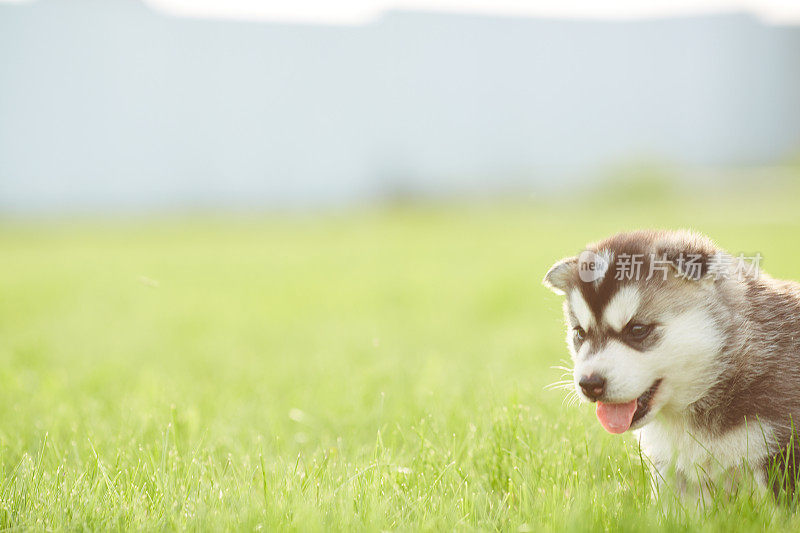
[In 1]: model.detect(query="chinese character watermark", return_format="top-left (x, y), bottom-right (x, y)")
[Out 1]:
top-left (576, 251), bottom-right (762, 283)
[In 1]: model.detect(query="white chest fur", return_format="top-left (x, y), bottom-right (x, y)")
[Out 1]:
top-left (635, 416), bottom-right (774, 489)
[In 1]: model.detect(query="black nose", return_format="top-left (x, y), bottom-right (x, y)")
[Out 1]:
top-left (579, 374), bottom-right (606, 401)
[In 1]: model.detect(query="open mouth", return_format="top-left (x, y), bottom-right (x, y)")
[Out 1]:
top-left (631, 379), bottom-right (662, 425)
top-left (595, 379), bottom-right (662, 434)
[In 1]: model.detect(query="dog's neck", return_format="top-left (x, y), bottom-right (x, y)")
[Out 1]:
top-left (676, 275), bottom-right (800, 442)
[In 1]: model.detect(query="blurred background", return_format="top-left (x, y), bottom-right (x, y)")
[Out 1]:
top-left (2, 0), bottom-right (800, 213)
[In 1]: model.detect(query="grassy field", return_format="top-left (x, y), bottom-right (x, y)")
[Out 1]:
top-left (3, 184), bottom-right (800, 530)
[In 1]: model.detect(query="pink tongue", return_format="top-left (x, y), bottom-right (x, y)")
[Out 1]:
top-left (596, 400), bottom-right (638, 434)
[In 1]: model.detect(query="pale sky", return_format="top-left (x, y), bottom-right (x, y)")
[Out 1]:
top-left (2, 0), bottom-right (800, 24)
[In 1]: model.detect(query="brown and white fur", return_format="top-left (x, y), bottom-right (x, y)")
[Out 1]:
top-left (543, 230), bottom-right (800, 498)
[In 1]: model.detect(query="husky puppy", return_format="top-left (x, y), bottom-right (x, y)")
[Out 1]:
top-left (543, 230), bottom-right (800, 496)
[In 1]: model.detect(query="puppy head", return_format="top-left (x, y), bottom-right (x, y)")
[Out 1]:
top-left (544, 230), bottom-right (729, 433)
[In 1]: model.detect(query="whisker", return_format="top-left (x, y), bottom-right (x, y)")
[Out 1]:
top-left (545, 384), bottom-right (575, 393)
top-left (565, 389), bottom-right (583, 407)
top-left (544, 380), bottom-right (573, 387)
top-left (563, 393), bottom-right (579, 407)
top-left (547, 358), bottom-right (582, 408)
top-left (544, 380), bottom-right (575, 392)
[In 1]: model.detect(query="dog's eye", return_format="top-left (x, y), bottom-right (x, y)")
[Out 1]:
top-left (627, 323), bottom-right (653, 340)
top-left (573, 326), bottom-right (586, 341)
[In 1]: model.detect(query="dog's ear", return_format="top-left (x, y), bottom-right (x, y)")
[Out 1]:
top-left (653, 232), bottom-right (726, 282)
top-left (543, 256), bottom-right (578, 295)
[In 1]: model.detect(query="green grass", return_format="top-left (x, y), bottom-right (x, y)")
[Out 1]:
top-left (3, 186), bottom-right (800, 530)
